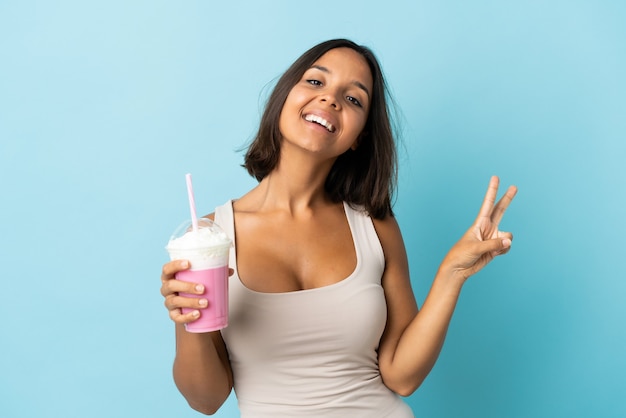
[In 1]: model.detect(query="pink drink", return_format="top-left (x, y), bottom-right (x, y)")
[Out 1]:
top-left (166, 218), bottom-right (232, 333)
top-left (177, 266), bottom-right (229, 332)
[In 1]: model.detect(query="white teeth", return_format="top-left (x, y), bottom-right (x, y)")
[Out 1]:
top-left (304, 114), bottom-right (335, 132)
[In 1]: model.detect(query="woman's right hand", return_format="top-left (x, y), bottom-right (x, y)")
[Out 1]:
top-left (160, 260), bottom-right (208, 324)
top-left (162, 260), bottom-right (235, 413)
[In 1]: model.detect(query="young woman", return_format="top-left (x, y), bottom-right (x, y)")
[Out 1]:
top-left (160, 39), bottom-right (517, 417)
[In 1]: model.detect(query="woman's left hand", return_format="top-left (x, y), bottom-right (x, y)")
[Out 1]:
top-left (441, 176), bottom-right (518, 283)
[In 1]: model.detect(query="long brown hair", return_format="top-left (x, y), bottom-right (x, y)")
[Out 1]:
top-left (243, 39), bottom-right (398, 219)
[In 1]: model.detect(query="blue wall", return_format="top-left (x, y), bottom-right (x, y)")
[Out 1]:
top-left (1, 1), bottom-right (624, 417)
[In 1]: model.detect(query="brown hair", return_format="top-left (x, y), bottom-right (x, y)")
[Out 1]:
top-left (243, 39), bottom-right (397, 219)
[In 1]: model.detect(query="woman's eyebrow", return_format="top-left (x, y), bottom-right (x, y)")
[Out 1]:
top-left (310, 65), bottom-right (371, 99)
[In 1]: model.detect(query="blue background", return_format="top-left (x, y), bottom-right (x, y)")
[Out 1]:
top-left (1, 1), bottom-right (624, 417)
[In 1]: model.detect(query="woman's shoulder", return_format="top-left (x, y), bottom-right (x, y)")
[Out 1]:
top-left (230, 184), bottom-right (266, 214)
top-left (369, 212), bottom-right (405, 259)
top-left (343, 201), bottom-right (396, 227)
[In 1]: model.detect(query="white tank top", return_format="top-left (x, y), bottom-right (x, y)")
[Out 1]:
top-left (215, 201), bottom-right (414, 418)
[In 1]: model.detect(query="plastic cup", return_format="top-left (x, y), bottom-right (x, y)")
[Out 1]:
top-left (166, 218), bottom-right (232, 333)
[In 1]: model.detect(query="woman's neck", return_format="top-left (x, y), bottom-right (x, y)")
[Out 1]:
top-left (247, 150), bottom-right (337, 217)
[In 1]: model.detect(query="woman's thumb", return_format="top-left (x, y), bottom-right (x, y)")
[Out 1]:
top-left (478, 237), bottom-right (511, 255)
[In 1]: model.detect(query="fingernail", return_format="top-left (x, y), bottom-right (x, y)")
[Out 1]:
top-left (192, 310), bottom-right (200, 317)
top-left (195, 284), bottom-right (204, 293)
top-left (199, 299), bottom-right (208, 307)
top-left (181, 260), bottom-right (189, 268)
top-left (502, 238), bottom-right (511, 247)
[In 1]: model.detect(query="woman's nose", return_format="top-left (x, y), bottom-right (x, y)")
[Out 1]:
top-left (320, 91), bottom-right (340, 109)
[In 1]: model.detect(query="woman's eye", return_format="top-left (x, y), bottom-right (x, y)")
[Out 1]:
top-left (307, 79), bottom-right (322, 86)
top-left (347, 96), bottom-right (362, 107)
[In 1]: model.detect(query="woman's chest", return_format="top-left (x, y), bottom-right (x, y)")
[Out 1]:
top-left (234, 209), bottom-right (357, 293)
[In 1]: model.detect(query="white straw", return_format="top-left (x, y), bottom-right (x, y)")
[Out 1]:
top-left (185, 173), bottom-right (198, 233)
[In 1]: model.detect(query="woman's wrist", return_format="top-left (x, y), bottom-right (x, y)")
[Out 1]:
top-left (433, 261), bottom-right (466, 296)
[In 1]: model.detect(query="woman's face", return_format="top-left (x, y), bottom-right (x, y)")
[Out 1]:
top-left (278, 47), bottom-right (373, 159)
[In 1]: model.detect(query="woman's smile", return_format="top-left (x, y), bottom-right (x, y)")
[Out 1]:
top-left (303, 113), bottom-right (336, 133)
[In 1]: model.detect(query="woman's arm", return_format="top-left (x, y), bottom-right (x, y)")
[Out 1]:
top-left (376, 176), bottom-right (517, 396)
top-left (161, 260), bottom-right (234, 415)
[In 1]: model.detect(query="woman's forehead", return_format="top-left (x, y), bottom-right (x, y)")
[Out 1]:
top-left (309, 48), bottom-right (373, 92)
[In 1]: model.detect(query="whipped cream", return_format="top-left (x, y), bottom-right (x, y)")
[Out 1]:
top-left (166, 221), bottom-right (231, 270)
top-left (167, 227), bottom-right (230, 250)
